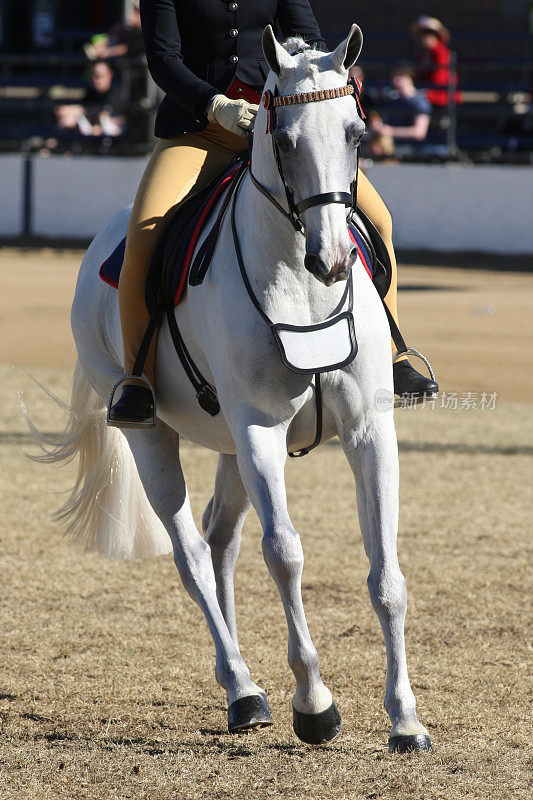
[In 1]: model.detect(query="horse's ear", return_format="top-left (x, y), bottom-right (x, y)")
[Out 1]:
top-left (329, 24), bottom-right (363, 73)
top-left (262, 25), bottom-right (295, 76)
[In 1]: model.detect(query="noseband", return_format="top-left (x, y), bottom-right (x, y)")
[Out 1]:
top-left (247, 76), bottom-right (366, 235)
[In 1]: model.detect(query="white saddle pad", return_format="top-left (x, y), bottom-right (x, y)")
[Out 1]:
top-left (273, 311), bottom-right (357, 374)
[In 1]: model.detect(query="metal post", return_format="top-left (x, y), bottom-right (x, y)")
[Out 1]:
top-left (22, 154), bottom-right (33, 237)
top-left (447, 51), bottom-right (458, 159)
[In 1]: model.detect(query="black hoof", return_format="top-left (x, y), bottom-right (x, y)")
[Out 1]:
top-left (228, 693), bottom-right (273, 734)
top-left (292, 701), bottom-right (342, 745)
top-left (389, 733), bottom-right (433, 753)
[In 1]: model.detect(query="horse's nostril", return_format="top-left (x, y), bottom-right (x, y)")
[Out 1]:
top-left (304, 253), bottom-right (328, 276)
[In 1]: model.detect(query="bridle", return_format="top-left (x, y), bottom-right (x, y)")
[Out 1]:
top-left (246, 76), bottom-right (366, 235)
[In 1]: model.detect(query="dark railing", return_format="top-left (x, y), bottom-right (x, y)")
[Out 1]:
top-left (0, 53), bottom-right (159, 155)
top-left (0, 52), bottom-right (532, 163)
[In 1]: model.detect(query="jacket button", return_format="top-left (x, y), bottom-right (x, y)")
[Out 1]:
top-left (230, 54), bottom-right (238, 63)
top-left (229, 2), bottom-right (238, 9)
top-left (229, 28), bottom-right (238, 37)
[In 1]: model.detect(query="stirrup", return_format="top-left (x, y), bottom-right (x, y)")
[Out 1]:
top-left (392, 347), bottom-right (437, 408)
top-left (106, 372), bottom-right (157, 429)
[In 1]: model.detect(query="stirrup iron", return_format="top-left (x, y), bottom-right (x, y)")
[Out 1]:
top-left (393, 347), bottom-right (438, 407)
top-left (393, 346), bottom-right (436, 380)
top-left (107, 372), bottom-right (157, 429)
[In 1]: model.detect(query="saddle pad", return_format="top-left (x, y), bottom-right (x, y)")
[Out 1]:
top-left (99, 162), bottom-right (243, 305)
top-left (349, 224), bottom-right (373, 279)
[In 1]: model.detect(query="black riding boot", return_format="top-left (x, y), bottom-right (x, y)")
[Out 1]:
top-left (393, 359), bottom-right (438, 399)
top-left (108, 384), bottom-right (155, 428)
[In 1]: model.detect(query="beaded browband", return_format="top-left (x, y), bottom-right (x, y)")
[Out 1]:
top-left (262, 75), bottom-right (365, 134)
top-left (263, 83), bottom-right (355, 109)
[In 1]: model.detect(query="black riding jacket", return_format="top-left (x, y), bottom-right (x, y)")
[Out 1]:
top-left (139, 0), bottom-right (327, 138)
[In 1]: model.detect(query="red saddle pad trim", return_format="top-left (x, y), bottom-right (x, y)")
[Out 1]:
top-left (173, 162), bottom-right (244, 306)
top-left (349, 227), bottom-right (373, 279)
top-left (99, 266), bottom-right (118, 289)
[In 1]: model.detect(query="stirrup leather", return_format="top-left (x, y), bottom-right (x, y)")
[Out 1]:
top-left (107, 372), bottom-right (157, 429)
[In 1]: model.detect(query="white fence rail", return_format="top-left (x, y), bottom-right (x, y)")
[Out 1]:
top-left (0, 155), bottom-right (531, 254)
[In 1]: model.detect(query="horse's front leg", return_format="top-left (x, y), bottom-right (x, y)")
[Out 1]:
top-left (337, 413), bottom-right (432, 753)
top-left (124, 424), bottom-right (271, 733)
top-left (233, 415), bottom-right (341, 745)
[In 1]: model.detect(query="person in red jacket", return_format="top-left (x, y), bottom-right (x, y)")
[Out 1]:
top-left (411, 16), bottom-right (461, 107)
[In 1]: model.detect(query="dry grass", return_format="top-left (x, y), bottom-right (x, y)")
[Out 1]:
top-left (0, 251), bottom-right (532, 799)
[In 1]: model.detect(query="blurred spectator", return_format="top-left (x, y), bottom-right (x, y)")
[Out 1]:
top-left (83, 2), bottom-right (144, 61)
top-left (502, 97), bottom-right (533, 150)
top-left (370, 65), bottom-right (431, 154)
top-left (411, 16), bottom-right (461, 107)
top-left (349, 64), bottom-right (394, 159)
top-left (54, 61), bottom-right (125, 138)
top-left (348, 65), bottom-right (376, 116)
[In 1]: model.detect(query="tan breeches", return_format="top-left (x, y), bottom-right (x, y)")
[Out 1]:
top-left (118, 124), bottom-right (247, 381)
top-left (356, 169), bottom-right (399, 323)
top-left (119, 130), bottom-right (401, 382)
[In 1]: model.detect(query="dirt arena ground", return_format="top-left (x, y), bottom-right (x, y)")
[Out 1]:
top-left (0, 247), bottom-right (531, 799)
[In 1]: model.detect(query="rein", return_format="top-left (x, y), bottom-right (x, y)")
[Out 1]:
top-left (247, 76), bottom-right (365, 235)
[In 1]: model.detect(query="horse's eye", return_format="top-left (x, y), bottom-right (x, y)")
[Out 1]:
top-left (346, 124), bottom-right (364, 146)
top-left (274, 132), bottom-right (293, 153)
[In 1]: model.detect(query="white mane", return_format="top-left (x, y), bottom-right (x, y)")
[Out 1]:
top-left (281, 36), bottom-right (322, 77)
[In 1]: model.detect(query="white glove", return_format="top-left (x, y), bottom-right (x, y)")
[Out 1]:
top-left (206, 94), bottom-right (258, 137)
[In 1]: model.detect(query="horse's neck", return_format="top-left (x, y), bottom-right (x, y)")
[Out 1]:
top-left (236, 143), bottom-right (348, 326)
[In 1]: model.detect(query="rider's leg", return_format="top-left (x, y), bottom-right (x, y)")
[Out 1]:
top-left (119, 127), bottom-right (245, 383)
top-left (357, 170), bottom-right (438, 398)
top-left (356, 170), bottom-right (400, 345)
top-left (110, 125), bottom-right (246, 425)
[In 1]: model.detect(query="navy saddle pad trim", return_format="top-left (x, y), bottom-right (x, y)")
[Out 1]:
top-left (99, 237), bottom-right (125, 289)
top-left (99, 208), bottom-right (209, 296)
top-left (349, 223), bottom-right (373, 278)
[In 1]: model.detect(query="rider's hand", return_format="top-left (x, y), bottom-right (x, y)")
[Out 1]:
top-left (206, 94), bottom-right (258, 137)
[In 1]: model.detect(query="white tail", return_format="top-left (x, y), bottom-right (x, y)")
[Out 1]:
top-left (23, 361), bottom-right (172, 560)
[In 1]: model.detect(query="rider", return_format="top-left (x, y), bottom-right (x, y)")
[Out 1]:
top-left (109, 0), bottom-right (438, 427)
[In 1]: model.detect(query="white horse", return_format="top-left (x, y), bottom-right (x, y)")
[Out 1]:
top-left (33, 25), bottom-right (432, 751)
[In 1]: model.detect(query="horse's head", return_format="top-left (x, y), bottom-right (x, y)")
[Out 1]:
top-left (259, 24), bottom-right (365, 286)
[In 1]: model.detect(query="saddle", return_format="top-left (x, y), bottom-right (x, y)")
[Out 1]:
top-left (99, 157), bottom-right (248, 311)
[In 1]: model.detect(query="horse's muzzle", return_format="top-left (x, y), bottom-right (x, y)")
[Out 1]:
top-left (304, 248), bottom-right (357, 286)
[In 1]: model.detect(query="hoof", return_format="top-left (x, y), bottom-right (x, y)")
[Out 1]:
top-left (292, 701), bottom-right (342, 745)
top-left (389, 733), bottom-right (433, 753)
top-left (228, 693), bottom-right (273, 734)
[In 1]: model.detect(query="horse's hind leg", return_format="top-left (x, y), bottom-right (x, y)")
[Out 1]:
top-left (338, 414), bottom-right (432, 753)
top-left (124, 423), bottom-right (271, 733)
top-left (203, 454), bottom-right (251, 647)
